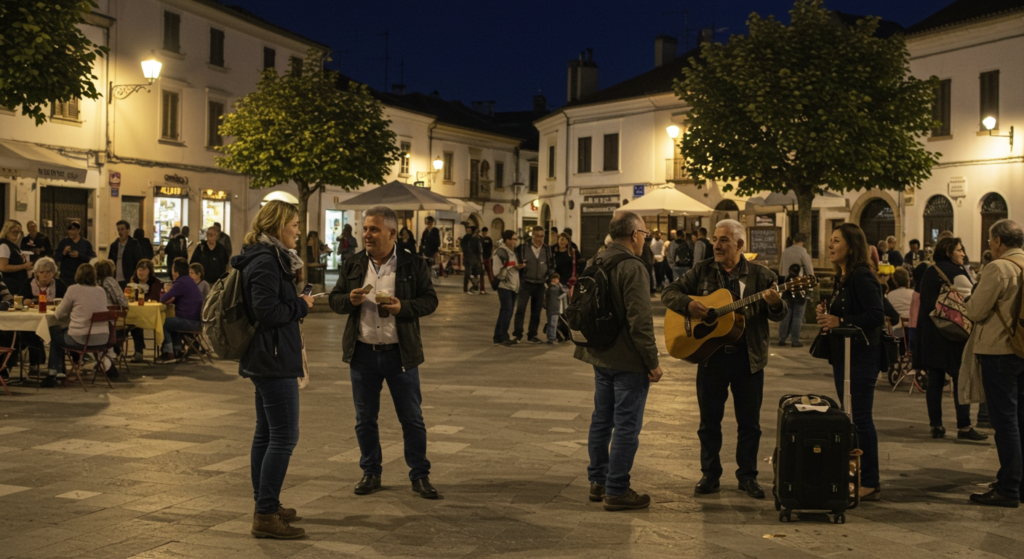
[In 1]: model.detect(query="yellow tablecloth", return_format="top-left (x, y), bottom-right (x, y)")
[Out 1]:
top-left (126, 302), bottom-right (175, 349)
top-left (0, 309), bottom-right (60, 342)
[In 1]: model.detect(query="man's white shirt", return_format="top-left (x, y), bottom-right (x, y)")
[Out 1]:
top-left (358, 250), bottom-right (399, 345)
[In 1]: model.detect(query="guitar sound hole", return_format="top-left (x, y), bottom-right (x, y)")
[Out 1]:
top-left (692, 320), bottom-right (718, 340)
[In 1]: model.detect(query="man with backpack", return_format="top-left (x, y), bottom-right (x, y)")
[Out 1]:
top-left (964, 219), bottom-right (1024, 508)
top-left (571, 211), bottom-right (663, 511)
top-left (670, 232), bottom-right (693, 280)
top-left (513, 226), bottom-right (554, 343)
top-left (692, 227), bottom-right (712, 264)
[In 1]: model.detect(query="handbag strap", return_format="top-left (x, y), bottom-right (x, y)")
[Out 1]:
top-left (932, 264), bottom-right (954, 288)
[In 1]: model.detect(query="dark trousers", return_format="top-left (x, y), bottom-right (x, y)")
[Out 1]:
top-left (250, 377), bottom-right (300, 514)
top-left (654, 261), bottom-right (667, 288)
top-left (130, 327), bottom-right (145, 354)
top-left (831, 345), bottom-right (881, 488)
top-left (587, 366), bottom-right (651, 496)
top-left (162, 317), bottom-right (201, 354)
top-left (977, 354), bottom-right (1024, 500)
top-left (513, 281), bottom-right (546, 340)
top-left (696, 349), bottom-right (763, 481)
top-left (463, 259), bottom-right (484, 293)
top-left (778, 300), bottom-right (806, 344)
top-left (350, 342), bottom-right (430, 480)
top-left (493, 287), bottom-right (516, 343)
top-left (927, 366), bottom-right (971, 430)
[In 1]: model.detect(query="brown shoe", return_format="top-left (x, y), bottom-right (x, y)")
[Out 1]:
top-left (251, 512), bottom-right (305, 539)
top-left (254, 504), bottom-right (300, 522)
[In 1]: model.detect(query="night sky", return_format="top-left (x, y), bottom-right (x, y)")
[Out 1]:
top-left (228, 0), bottom-right (956, 112)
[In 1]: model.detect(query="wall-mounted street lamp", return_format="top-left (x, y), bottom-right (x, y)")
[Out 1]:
top-left (983, 116), bottom-right (1014, 151)
top-left (666, 125), bottom-right (680, 139)
top-left (415, 157), bottom-right (445, 188)
top-left (109, 58), bottom-right (162, 103)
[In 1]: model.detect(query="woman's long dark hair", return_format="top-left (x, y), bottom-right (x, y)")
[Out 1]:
top-left (833, 223), bottom-right (873, 277)
top-left (933, 237), bottom-right (962, 263)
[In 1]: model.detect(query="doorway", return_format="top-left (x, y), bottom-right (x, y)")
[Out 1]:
top-left (581, 213), bottom-right (613, 258)
top-left (858, 198), bottom-right (895, 247)
top-left (980, 193), bottom-right (1007, 256)
top-left (121, 196), bottom-right (145, 232)
top-left (40, 185), bottom-right (90, 243)
top-left (922, 195), bottom-right (954, 248)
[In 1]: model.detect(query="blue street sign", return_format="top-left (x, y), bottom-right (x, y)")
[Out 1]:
top-left (633, 185), bottom-right (645, 197)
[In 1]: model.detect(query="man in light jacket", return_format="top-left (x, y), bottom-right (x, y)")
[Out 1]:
top-left (576, 211), bottom-right (663, 512)
top-left (963, 219), bottom-right (1024, 508)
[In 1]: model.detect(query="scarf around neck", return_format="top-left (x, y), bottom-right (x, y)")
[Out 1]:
top-left (258, 234), bottom-right (304, 274)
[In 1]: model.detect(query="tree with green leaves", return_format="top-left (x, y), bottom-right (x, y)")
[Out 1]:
top-left (0, 0), bottom-right (108, 125)
top-left (216, 49), bottom-right (401, 279)
top-left (674, 0), bottom-right (939, 243)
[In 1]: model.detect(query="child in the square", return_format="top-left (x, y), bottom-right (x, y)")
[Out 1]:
top-left (546, 273), bottom-right (568, 344)
top-left (190, 263), bottom-right (211, 301)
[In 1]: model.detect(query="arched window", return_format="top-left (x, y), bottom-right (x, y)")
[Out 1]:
top-left (980, 193), bottom-right (1008, 254)
top-left (922, 195), bottom-right (954, 247)
top-left (859, 198), bottom-right (895, 247)
top-left (490, 218), bottom-right (505, 239)
top-left (715, 199), bottom-right (740, 211)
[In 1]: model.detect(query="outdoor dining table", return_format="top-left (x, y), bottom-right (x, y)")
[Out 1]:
top-left (0, 307), bottom-right (61, 342)
top-left (126, 301), bottom-right (175, 351)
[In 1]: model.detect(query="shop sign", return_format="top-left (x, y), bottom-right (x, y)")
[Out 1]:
top-left (202, 189), bottom-right (228, 200)
top-left (581, 204), bottom-right (619, 214)
top-left (948, 176), bottom-right (967, 198)
top-left (583, 195), bottom-right (618, 204)
top-left (38, 167), bottom-right (83, 182)
top-left (0, 166), bottom-right (24, 177)
top-left (904, 185), bottom-right (915, 207)
top-left (109, 171), bottom-right (121, 197)
top-left (154, 185), bottom-right (190, 198)
top-left (580, 186), bottom-right (619, 196)
top-left (493, 204), bottom-right (504, 215)
top-left (164, 173), bottom-right (189, 185)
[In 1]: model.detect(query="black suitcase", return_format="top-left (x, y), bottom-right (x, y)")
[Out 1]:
top-left (772, 394), bottom-right (859, 524)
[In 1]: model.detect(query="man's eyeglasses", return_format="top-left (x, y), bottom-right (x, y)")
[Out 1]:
top-left (633, 230), bottom-right (651, 239)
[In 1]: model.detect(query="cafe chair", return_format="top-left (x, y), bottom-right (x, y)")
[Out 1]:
top-left (62, 311), bottom-right (118, 392)
top-left (0, 332), bottom-right (17, 397)
top-left (108, 305), bottom-right (132, 375)
top-left (177, 330), bottom-right (213, 365)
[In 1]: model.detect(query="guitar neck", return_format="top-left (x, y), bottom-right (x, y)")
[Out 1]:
top-left (714, 280), bottom-right (798, 316)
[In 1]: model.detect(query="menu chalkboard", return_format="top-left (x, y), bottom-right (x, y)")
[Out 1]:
top-left (748, 227), bottom-right (781, 263)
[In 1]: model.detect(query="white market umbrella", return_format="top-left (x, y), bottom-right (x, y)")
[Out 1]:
top-left (624, 185), bottom-right (714, 216)
top-left (340, 180), bottom-right (458, 211)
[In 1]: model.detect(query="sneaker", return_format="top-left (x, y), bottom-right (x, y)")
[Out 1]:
top-left (957, 428), bottom-right (989, 441)
top-left (131, 352), bottom-right (145, 363)
top-left (479, 291), bottom-right (487, 295)
top-left (464, 291), bottom-right (474, 295)
top-left (105, 363), bottom-right (119, 380)
top-left (603, 488), bottom-right (651, 511)
top-left (502, 339), bottom-right (519, 347)
top-left (930, 426), bottom-right (946, 439)
top-left (589, 482), bottom-right (606, 502)
top-left (527, 337), bottom-right (543, 344)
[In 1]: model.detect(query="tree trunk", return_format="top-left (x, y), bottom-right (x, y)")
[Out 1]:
top-left (296, 180), bottom-right (311, 288)
top-left (795, 186), bottom-right (816, 269)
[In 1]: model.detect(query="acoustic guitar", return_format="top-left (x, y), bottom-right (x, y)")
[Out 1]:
top-left (664, 276), bottom-right (818, 363)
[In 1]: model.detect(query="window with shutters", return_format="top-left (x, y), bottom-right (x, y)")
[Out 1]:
top-left (209, 28), bottom-right (225, 67)
top-left (163, 12), bottom-right (181, 53)
top-left (290, 56), bottom-right (303, 77)
top-left (263, 47), bottom-right (276, 70)
top-left (51, 99), bottom-right (80, 121)
top-left (161, 90), bottom-right (181, 141)
top-left (548, 144), bottom-right (555, 178)
top-left (529, 165), bottom-right (538, 193)
top-left (980, 70), bottom-right (999, 130)
top-left (602, 133), bottom-right (619, 171)
top-left (494, 161), bottom-right (504, 189)
top-left (399, 141), bottom-right (411, 175)
top-left (577, 136), bottom-right (592, 173)
top-left (932, 79), bottom-right (950, 137)
top-left (207, 101), bottom-right (224, 146)
top-left (443, 152), bottom-right (454, 181)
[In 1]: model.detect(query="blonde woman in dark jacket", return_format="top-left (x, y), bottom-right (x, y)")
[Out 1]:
top-left (231, 200), bottom-right (313, 539)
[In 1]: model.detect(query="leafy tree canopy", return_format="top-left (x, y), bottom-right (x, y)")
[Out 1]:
top-left (674, 0), bottom-right (939, 236)
top-left (0, 0), bottom-right (107, 125)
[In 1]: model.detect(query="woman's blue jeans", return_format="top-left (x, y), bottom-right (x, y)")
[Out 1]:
top-left (250, 377), bottom-right (300, 514)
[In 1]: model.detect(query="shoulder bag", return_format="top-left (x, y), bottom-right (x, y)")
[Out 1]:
top-left (929, 265), bottom-right (972, 342)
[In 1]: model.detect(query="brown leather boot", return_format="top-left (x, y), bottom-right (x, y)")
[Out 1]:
top-left (251, 512), bottom-right (305, 539)
top-left (254, 504), bottom-right (300, 522)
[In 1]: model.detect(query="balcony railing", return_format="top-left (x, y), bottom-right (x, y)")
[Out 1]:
top-left (665, 158), bottom-right (690, 182)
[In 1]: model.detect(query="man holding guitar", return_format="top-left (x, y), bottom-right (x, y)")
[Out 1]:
top-left (662, 219), bottom-right (787, 499)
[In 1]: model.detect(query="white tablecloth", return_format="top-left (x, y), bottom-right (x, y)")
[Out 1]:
top-left (0, 309), bottom-right (61, 342)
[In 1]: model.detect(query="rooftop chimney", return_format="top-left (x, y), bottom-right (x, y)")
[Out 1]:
top-left (698, 28), bottom-right (714, 45)
top-left (567, 49), bottom-right (599, 103)
top-left (471, 101), bottom-right (496, 116)
top-left (655, 35), bottom-right (678, 68)
top-left (533, 92), bottom-right (547, 112)
top-left (391, 83), bottom-right (406, 95)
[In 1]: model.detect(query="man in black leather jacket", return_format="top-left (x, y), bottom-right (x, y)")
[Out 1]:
top-left (662, 219), bottom-right (786, 500)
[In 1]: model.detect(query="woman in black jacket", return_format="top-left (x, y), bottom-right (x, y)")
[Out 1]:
top-left (230, 200), bottom-right (312, 540)
top-left (816, 223), bottom-right (885, 501)
top-left (916, 236), bottom-right (987, 441)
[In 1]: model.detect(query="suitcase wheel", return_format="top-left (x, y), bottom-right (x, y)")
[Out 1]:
top-left (779, 509), bottom-right (791, 522)
top-left (832, 512), bottom-right (846, 524)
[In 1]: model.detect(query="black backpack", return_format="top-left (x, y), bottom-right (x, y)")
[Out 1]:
top-left (673, 239), bottom-right (693, 267)
top-left (565, 252), bottom-right (637, 348)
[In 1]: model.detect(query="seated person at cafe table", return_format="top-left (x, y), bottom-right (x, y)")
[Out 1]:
top-left (0, 274), bottom-right (13, 381)
top-left (43, 264), bottom-right (115, 387)
top-left (190, 263), bottom-right (210, 301)
top-left (95, 259), bottom-right (128, 307)
top-left (18, 257), bottom-right (68, 375)
top-left (127, 259), bottom-right (163, 363)
top-left (159, 257), bottom-right (203, 361)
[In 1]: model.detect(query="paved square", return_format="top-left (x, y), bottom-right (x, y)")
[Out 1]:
top-left (0, 283), bottom-right (1018, 558)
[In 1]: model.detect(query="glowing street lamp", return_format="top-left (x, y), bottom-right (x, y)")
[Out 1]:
top-left (109, 57), bottom-right (162, 103)
top-left (983, 116), bottom-right (1014, 151)
top-left (433, 157), bottom-right (444, 171)
top-left (666, 125), bottom-right (680, 139)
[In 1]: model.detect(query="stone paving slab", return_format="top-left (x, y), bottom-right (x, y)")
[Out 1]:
top-left (0, 283), bottom-right (1019, 558)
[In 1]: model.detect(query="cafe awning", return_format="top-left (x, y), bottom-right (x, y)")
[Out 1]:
top-left (341, 180), bottom-right (458, 211)
top-left (0, 140), bottom-right (88, 184)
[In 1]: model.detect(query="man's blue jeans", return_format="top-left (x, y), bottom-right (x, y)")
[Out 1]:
top-left (250, 377), bottom-right (300, 514)
top-left (778, 300), bottom-right (806, 344)
top-left (350, 342), bottom-right (430, 481)
top-left (978, 353), bottom-right (1024, 500)
top-left (493, 287), bottom-right (516, 343)
top-left (587, 366), bottom-right (651, 497)
top-left (162, 317), bottom-right (201, 354)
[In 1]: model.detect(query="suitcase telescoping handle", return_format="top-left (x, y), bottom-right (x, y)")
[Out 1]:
top-left (830, 327), bottom-right (868, 418)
